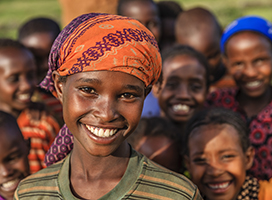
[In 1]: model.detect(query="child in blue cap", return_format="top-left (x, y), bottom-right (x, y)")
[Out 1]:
top-left (206, 15), bottom-right (272, 181)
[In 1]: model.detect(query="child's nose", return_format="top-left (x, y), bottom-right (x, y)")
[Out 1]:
top-left (206, 161), bottom-right (224, 177)
top-left (92, 97), bottom-right (119, 122)
top-left (0, 163), bottom-right (13, 178)
top-left (176, 84), bottom-right (190, 99)
top-left (243, 63), bottom-right (258, 78)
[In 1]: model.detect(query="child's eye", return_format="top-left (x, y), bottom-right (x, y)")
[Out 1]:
top-left (147, 21), bottom-right (158, 29)
top-left (221, 154), bottom-right (236, 160)
top-left (7, 75), bottom-right (19, 83)
top-left (232, 62), bottom-right (244, 70)
top-left (79, 87), bottom-right (96, 94)
top-left (121, 93), bottom-right (135, 99)
top-left (190, 84), bottom-right (203, 92)
top-left (6, 153), bottom-right (22, 163)
top-left (253, 58), bottom-right (268, 66)
top-left (165, 81), bottom-right (178, 89)
top-left (193, 157), bottom-right (207, 165)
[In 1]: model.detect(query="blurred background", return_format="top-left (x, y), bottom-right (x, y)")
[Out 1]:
top-left (1, 0), bottom-right (272, 39)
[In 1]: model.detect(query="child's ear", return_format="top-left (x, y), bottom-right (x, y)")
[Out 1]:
top-left (52, 71), bottom-right (64, 104)
top-left (245, 146), bottom-right (255, 170)
top-left (152, 82), bottom-right (161, 98)
top-left (145, 85), bottom-right (152, 97)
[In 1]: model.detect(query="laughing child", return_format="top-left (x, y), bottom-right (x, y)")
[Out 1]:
top-left (0, 111), bottom-right (29, 200)
top-left (155, 44), bottom-right (210, 137)
top-left (15, 13), bottom-right (202, 199)
top-left (206, 15), bottom-right (272, 180)
top-left (18, 17), bottom-right (64, 126)
top-left (0, 39), bottom-right (59, 174)
top-left (184, 107), bottom-right (272, 200)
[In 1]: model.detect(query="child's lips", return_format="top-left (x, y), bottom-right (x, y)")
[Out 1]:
top-left (171, 103), bottom-right (193, 115)
top-left (17, 93), bottom-right (32, 102)
top-left (206, 180), bottom-right (231, 193)
top-left (85, 124), bottom-right (118, 138)
top-left (243, 80), bottom-right (262, 90)
top-left (0, 178), bottom-right (20, 192)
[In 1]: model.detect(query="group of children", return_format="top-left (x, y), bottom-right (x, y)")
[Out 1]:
top-left (0, 0), bottom-right (272, 199)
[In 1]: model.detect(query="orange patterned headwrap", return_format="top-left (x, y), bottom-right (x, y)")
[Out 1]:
top-left (40, 13), bottom-right (162, 97)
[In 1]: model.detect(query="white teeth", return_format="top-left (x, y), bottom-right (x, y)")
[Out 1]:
top-left (98, 129), bottom-right (104, 137)
top-left (208, 182), bottom-right (230, 189)
top-left (18, 94), bottom-right (30, 100)
top-left (104, 129), bottom-right (110, 137)
top-left (1, 179), bottom-right (19, 189)
top-left (246, 81), bottom-right (261, 88)
top-left (173, 104), bottom-right (190, 113)
top-left (94, 128), bottom-right (98, 136)
top-left (86, 125), bottom-right (118, 138)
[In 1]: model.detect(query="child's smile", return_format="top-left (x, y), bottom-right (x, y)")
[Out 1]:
top-left (85, 125), bottom-right (117, 138)
top-left (54, 70), bottom-right (145, 157)
top-left (224, 31), bottom-right (272, 98)
top-left (0, 122), bottom-right (29, 200)
top-left (0, 47), bottom-right (36, 116)
top-left (186, 124), bottom-right (253, 200)
top-left (159, 54), bottom-right (207, 123)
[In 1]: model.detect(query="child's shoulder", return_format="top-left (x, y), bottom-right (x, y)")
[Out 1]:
top-left (132, 151), bottom-right (202, 199)
top-left (144, 157), bottom-right (198, 188)
top-left (14, 158), bottom-right (65, 200)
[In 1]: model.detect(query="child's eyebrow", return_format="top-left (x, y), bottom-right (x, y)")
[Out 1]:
top-left (75, 77), bottom-right (144, 93)
top-left (219, 148), bottom-right (238, 153)
top-left (125, 85), bottom-right (144, 93)
top-left (76, 77), bottom-right (102, 84)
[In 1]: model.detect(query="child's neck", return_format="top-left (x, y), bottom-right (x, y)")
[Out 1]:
top-left (70, 140), bottom-right (130, 199)
top-left (237, 87), bottom-right (272, 118)
top-left (0, 105), bottom-right (21, 119)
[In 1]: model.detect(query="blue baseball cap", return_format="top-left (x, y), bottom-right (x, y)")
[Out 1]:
top-left (221, 15), bottom-right (272, 53)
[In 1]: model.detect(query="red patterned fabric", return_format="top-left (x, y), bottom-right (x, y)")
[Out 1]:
top-left (206, 87), bottom-right (272, 180)
top-left (17, 108), bottom-right (60, 174)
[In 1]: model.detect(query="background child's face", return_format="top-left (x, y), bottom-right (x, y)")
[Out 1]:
top-left (158, 55), bottom-right (207, 123)
top-left (0, 125), bottom-right (29, 200)
top-left (224, 31), bottom-right (272, 98)
top-left (135, 135), bottom-right (181, 172)
top-left (176, 32), bottom-right (221, 76)
top-left (54, 70), bottom-right (146, 157)
top-left (0, 47), bottom-right (36, 116)
top-left (186, 124), bottom-right (254, 200)
top-left (121, 1), bottom-right (161, 42)
top-left (21, 32), bottom-right (55, 83)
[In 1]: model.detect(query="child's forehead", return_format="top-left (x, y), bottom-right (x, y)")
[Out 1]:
top-left (228, 30), bottom-right (270, 43)
top-left (225, 30), bottom-right (272, 53)
top-left (163, 54), bottom-right (205, 75)
top-left (0, 47), bottom-right (34, 70)
top-left (189, 124), bottom-right (242, 151)
top-left (190, 124), bottom-right (239, 143)
top-left (124, 0), bottom-right (156, 9)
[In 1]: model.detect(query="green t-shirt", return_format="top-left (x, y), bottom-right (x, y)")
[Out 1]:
top-left (15, 149), bottom-right (202, 200)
